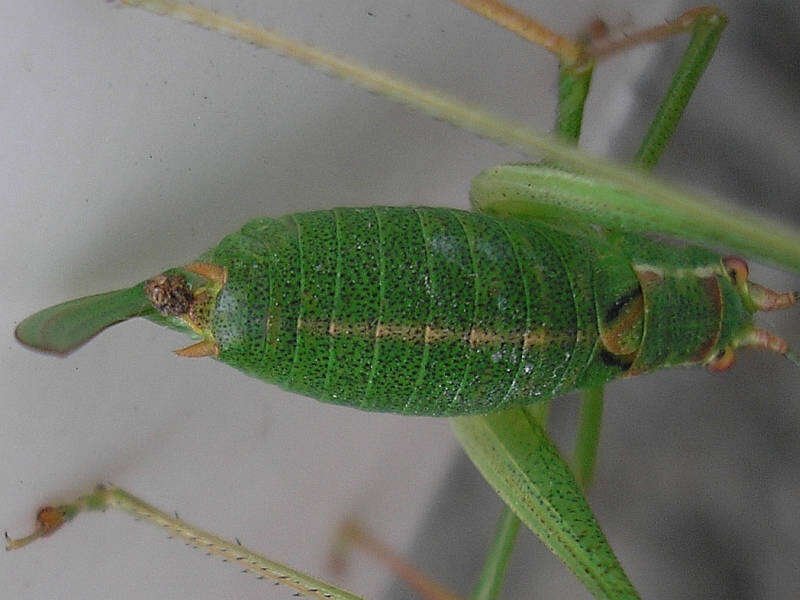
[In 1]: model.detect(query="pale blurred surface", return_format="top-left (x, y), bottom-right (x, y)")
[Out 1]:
top-left (1, 2), bottom-right (798, 600)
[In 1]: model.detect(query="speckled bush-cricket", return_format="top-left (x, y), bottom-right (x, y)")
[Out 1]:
top-left (5, 1), bottom-right (800, 599)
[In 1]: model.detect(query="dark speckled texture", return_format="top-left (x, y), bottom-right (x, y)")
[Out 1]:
top-left (206, 207), bottom-right (752, 416)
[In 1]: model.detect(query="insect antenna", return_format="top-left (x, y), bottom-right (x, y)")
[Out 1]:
top-left (121, 0), bottom-right (800, 272)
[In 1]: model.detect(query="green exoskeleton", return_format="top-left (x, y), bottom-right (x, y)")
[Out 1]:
top-left (14, 207), bottom-right (795, 412)
top-left (4, 1), bottom-right (800, 599)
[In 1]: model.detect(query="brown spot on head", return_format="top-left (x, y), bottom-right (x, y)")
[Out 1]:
top-left (144, 273), bottom-right (193, 317)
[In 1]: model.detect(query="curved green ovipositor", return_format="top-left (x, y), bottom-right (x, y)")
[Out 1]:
top-left (15, 284), bottom-right (153, 355)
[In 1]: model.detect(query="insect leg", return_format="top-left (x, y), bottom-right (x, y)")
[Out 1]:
top-left (330, 520), bottom-right (463, 600)
top-left (328, 511), bottom-right (529, 600)
top-left (460, 4), bottom-right (609, 589)
top-left (123, 1), bottom-right (800, 272)
top-left (573, 385), bottom-right (604, 490)
top-left (450, 0), bottom-right (584, 65)
top-left (563, 10), bottom-right (728, 492)
top-left (6, 484), bottom-right (363, 600)
top-left (463, 2), bottom-right (606, 496)
top-left (451, 409), bottom-right (641, 599)
top-left (629, 8), bottom-right (728, 170)
top-left (450, 0), bottom-right (596, 143)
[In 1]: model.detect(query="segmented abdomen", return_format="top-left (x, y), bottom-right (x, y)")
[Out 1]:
top-left (210, 207), bottom-right (599, 415)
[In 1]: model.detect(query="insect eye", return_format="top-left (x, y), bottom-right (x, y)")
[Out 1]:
top-left (723, 256), bottom-right (749, 285)
top-left (707, 347), bottom-right (736, 373)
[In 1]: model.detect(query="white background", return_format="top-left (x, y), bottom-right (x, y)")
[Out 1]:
top-left (2, 1), bottom-right (799, 599)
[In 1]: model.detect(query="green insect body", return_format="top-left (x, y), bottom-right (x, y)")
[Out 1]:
top-left (172, 207), bottom-right (758, 416)
top-left (17, 201), bottom-right (759, 417)
top-left (10, 3), bottom-right (800, 599)
top-left (207, 205), bottom-right (604, 415)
